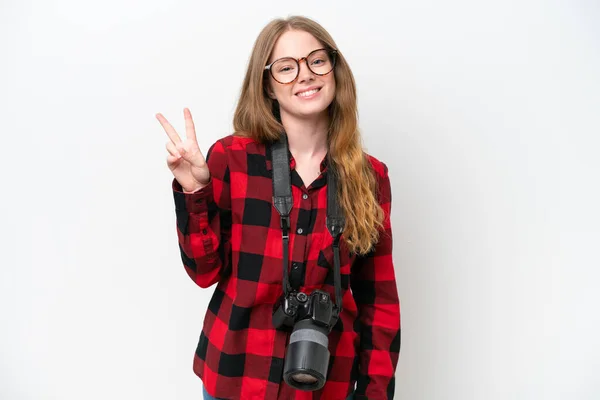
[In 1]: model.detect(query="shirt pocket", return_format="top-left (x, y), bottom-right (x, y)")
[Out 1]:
top-left (308, 234), bottom-right (354, 291)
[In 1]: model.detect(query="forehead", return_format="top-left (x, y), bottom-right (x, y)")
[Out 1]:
top-left (270, 30), bottom-right (323, 61)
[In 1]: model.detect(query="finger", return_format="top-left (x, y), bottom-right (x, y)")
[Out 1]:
top-left (166, 154), bottom-right (181, 165)
top-left (176, 140), bottom-right (206, 167)
top-left (184, 108), bottom-right (198, 142)
top-left (165, 141), bottom-right (181, 158)
top-left (156, 113), bottom-right (182, 145)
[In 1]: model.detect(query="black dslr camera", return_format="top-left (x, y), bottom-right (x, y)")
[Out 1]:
top-left (272, 290), bottom-right (340, 391)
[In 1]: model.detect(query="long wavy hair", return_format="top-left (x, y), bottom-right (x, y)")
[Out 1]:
top-left (233, 16), bottom-right (384, 255)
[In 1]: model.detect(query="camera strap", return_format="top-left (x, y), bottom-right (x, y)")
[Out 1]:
top-left (271, 132), bottom-right (345, 311)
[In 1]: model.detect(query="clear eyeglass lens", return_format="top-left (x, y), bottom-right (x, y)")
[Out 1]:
top-left (271, 50), bottom-right (333, 83)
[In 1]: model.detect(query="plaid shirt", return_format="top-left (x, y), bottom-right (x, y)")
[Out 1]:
top-left (172, 134), bottom-right (400, 399)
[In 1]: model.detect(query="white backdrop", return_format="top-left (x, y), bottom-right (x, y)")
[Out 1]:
top-left (1, 0), bottom-right (599, 399)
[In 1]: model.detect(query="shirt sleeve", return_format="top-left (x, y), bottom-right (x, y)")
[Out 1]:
top-left (350, 162), bottom-right (401, 399)
top-left (172, 139), bottom-right (232, 288)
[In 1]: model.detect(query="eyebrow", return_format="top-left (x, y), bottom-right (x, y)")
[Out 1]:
top-left (269, 48), bottom-right (324, 62)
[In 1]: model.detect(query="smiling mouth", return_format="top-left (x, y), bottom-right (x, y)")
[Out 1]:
top-left (296, 88), bottom-right (321, 97)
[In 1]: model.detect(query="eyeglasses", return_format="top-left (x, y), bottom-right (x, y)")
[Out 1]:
top-left (264, 48), bottom-right (337, 84)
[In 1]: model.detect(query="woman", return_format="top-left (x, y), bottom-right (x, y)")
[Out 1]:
top-left (156, 16), bottom-right (400, 400)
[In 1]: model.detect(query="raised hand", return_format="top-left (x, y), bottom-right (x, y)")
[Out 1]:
top-left (156, 108), bottom-right (211, 193)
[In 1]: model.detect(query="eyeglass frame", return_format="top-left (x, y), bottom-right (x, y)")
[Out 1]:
top-left (264, 48), bottom-right (338, 85)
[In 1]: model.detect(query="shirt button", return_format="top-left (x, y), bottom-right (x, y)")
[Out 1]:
top-left (297, 228), bottom-right (303, 234)
top-left (302, 193), bottom-right (308, 200)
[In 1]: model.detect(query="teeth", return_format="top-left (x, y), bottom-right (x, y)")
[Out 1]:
top-left (297, 88), bottom-right (319, 97)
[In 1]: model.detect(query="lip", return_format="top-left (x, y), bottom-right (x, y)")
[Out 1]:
top-left (295, 86), bottom-right (322, 96)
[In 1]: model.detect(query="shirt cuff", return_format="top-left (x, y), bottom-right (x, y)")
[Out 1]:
top-left (172, 178), bottom-right (213, 214)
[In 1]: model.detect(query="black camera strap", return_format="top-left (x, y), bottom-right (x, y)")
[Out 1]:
top-left (271, 132), bottom-right (345, 311)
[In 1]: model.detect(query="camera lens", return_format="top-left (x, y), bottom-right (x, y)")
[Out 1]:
top-left (290, 373), bottom-right (318, 384)
top-left (282, 319), bottom-right (330, 391)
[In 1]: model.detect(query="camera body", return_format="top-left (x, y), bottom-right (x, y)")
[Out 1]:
top-left (272, 289), bottom-right (340, 391)
top-left (272, 289), bottom-right (339, 331)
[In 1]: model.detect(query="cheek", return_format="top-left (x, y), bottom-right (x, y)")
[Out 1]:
top-left (325, 79), bottom-right (336, 102)
top-left (273, 85), bottom-right (292, 100)
top-left (268, 77), bottom-right (287, 99)
top-left (325, 75), bottom-right (336, 95)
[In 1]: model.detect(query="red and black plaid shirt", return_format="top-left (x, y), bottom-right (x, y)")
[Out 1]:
top-left (172, 134), bottom-right (400, 399)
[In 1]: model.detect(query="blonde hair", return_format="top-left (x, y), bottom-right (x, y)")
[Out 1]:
top-left (233, 16), bottom-right (384, 255)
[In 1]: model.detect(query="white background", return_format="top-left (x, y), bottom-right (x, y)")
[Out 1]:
top-left (1, 0), bottom-right (599, 399)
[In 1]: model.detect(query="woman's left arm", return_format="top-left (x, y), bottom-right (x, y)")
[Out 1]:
top-left (351, 162), bottom-right (401, 400)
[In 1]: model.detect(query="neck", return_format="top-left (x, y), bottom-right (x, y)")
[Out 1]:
top-left (280, 110), bottom-right (329, 158)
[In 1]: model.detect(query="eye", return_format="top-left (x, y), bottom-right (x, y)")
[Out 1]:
top-left (273, 60), bottom-right (297, 74)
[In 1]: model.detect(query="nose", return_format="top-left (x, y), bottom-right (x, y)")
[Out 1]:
top-left (297, 58), bottom-right (315, 83)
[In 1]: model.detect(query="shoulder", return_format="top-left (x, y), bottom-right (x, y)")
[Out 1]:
top-left (363, 152), bottom-right (392, 205)
top-left (209, 133), bottom-right (263, 154)
top-left (364, 152), bottom-right (389, 180)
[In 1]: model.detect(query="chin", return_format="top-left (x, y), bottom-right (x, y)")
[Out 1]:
top-left (294, 104), bottom-right (330, 118)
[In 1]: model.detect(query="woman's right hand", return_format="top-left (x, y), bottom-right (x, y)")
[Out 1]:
top-left (156, 108), bottom-right (211, 193)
